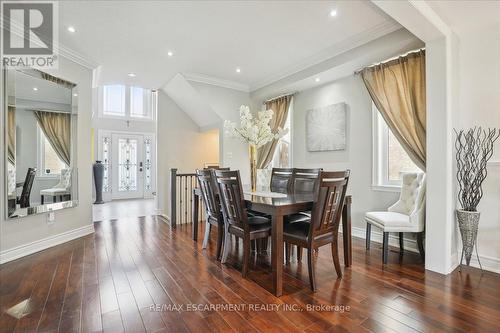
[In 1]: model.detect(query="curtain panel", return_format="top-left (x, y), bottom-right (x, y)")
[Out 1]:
top-left (361, 49), bottom-right (426, 170)
top-left (34, 111), bottom-right (71, 166)
top-left (7, 106), bottom-right (16, 165)
top-left (256, 95), bottom-right (292, 169)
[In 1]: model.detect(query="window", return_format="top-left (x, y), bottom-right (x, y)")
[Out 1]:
top-left (39, 128), bottom-right (67, 176)
top-left (103, 85), bottom-right (126, 116)
top-left (372, 104), bottom-right (421, 190)
top-left (269, 102), bottom-right (292, 168)
top-left (100, 85), bottom-right (154, 120)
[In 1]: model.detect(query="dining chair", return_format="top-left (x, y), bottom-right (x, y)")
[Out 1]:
top-left (287, 168), bottom-right (322, 261)
top-left (40, 168), bottom-right (72, 204)
top-left (196, 169), bottom-right (224, 260)
top-left (18, 168), bottom-right (37, 208)
top-left (283, 170), bottom-right (350, 291)
top-left (365, 173), bottom-right (426, 264)
top-left (215, 170), bottom-right (272, 277)
top-left (270, 168), bottom-right (293, 193)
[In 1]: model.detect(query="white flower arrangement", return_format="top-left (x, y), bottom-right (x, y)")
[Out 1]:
top-left (224, 105), bottom-right (288, 148)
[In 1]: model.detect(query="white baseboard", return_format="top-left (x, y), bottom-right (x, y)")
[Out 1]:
top-left (0, 224), bottom-right (95, 264)
top-left (351, 225), bottom-right (500, 274)
top-left (350, 226), bottom-right (420, 253)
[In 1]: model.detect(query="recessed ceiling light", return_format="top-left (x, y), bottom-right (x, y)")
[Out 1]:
top-left (236, 68), bottom-right (241, 73)
top-left (67, 26), bottom-right (76, 33)
top-left (73, 93), bottom-right (78, 97)
top-left (167, 51), bottom-right (173, 57)
top-left (33, 87), bottom-right (38, 91)
top-left (127, 73), bottom-right (136, 77)
top-left (329, 9), bottom-right (337, 17)
top-left (315, 77), bottom-right (320, 82)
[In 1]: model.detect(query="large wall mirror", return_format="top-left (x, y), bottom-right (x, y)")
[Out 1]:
top-left (5, 68), bottom-right (78, 219)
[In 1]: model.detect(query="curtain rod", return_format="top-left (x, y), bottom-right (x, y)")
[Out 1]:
top-left (264, 92), bottom-right (297, 103)
top-left (354, 48), bottom-right (425, 75)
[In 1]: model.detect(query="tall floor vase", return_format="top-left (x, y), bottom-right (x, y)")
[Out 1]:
top-left (456, 209), bottom-right (482, 270)
top-left (93, 160), bottom-right (105, 204)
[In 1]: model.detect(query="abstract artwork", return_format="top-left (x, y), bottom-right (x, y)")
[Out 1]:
top-left (306, 102), bottom-right (346, 152)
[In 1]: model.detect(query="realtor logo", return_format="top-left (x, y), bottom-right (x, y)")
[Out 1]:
top-left (1, 1), bottom-right (59, 68)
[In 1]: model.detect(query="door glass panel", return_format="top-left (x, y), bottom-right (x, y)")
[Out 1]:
top-left (102, 136), bottom-right (111, 192)
top-left (144, 138), bottom-right (152, 190)
top-left (118, 138), bottom-right (138, 191)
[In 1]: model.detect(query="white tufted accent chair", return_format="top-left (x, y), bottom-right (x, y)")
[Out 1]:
top-left (365, 173), bottom-right (426, 264)
top-left (40, 168), bottom-right (72, 204)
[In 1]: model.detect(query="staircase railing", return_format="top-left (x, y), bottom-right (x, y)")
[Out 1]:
top-left (170, 168), bottom-right (203, 227)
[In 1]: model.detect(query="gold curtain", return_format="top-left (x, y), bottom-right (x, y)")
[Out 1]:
top-left (361, 49), bottom-right (426, 170)
top-left (34, 111), bottom-right (71, 166)
top-left (256, 95), bottom-right (292, 169)
top-left (7, 106), bottom-right (15, 165)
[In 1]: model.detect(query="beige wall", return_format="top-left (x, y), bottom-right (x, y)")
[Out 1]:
top-left (291, 75), bottom-right (400, 234)
top-left (156, 90), bottom-right (219, 219)
top-left (0, 57), bottom-right (94, 262)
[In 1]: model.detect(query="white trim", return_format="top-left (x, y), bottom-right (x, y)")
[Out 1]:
top-left (487, 161), bottom-right (500, 167)
top-left (468, 254), bottom-right (500, 274)
top-left (250, 21), bottom-right (402, 91)
top-left (371, 185), bottom-right (401, 193)
top-left (182, 73), bottom-right (250, 92)
top-left (58, 44), bottom-right (99, 70)
top-left (0, 224), bottom-right (94, 264)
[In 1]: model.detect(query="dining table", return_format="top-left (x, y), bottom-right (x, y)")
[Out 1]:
top-left (191, 187), bottom-right (352, 297)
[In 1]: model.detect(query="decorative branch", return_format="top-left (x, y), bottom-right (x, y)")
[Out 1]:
top-left (454, 127), bottom-right (499, 211)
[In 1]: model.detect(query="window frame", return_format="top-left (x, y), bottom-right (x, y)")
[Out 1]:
top-left (372, 104), bottom-right (405, 192)
top-left (37, 126), bottom-right (67, 178)
top-left (102, 84), bottom-right (126, 117)
top-left (98, 85), bottom-right (155, 121)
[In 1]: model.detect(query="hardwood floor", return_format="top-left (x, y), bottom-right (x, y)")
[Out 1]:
top-left (1, 216), bottom-right (499, 332)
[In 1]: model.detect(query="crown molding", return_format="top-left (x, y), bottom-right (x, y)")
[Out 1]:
top-left (249, 20), bottom-right (402, 91)
top-left (182, 72), bottom-right (250, 93)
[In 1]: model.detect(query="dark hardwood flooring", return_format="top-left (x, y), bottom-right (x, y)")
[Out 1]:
top-left (1, 215), bottom-right (499, 332)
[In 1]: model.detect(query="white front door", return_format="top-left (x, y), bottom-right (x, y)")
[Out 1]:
top-left (111, 133), bottom-right (144, 200)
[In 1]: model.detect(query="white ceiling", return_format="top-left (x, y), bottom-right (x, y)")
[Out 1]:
top-left (58, 1), bottom-right (400, 90)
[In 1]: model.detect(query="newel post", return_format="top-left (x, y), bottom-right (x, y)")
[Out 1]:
top-left (170, 168), bottom-right (177, 228)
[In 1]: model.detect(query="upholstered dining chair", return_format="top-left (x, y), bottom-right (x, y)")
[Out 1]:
top-left (215, 170), bottom-right (272, 277)
top-left (364, 173), bottom-right (426, 264)
top-left (40, 168), bottom-right (72, 204)
top-left (196, 169), bottom-right (224, 260)
top-left (283, 170), bottom-right (350, 291)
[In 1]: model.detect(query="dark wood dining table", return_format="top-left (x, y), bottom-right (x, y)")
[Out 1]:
top-left (191, 188), bottom-right (352, 297)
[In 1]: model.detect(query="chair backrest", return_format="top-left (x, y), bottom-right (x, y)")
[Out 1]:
top-left (215, 170), bottom-right (247, 229)
top-left (291, 168), bottom-right (322, 194)
top-left (390, 173), bottom-right (426, 215)
top-left (204, 166), bottom-right (230, 170)
top-left (19, 168), bottom-right (37, 208)
top-left (196, 169), bottom-right (222, 222)
top-left (57, 168), bottom-right (72, 189)
top-left (309, 170), bottom-right (350, 239)
top-left (270, 168), bottom-right (293, 193)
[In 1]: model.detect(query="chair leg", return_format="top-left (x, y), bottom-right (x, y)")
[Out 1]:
top-left (417, 232), bottom-right (425, 261)
top-left (307, 248), bottom-right (316, 292)
top-left (297, 246), bottom-right (302, 262)
top-left (216, 225), bottom-right (224, 260)
top-left (41, 195), bottom-right (44, 205)
top-left (285, 243), bottom-right (291, 263)
top-left (366, 223), bottom-right (371, 250)
top-left (202, 223), bottom-right (211, 249)
top-left (331, 242), bottom-right (342, 278)
top-left (399, 232), bottom-right (404, 254)
top-left (382, 232), bottom-right (389, 264)
top-left (221, 225), bottom-right (231, 264)
top-left (242, 235), bottom-right (251, 277)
